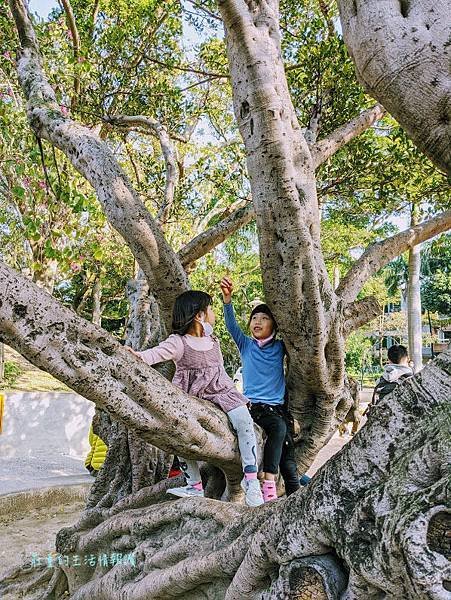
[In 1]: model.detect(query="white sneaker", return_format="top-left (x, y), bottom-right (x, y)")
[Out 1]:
top-left (241, 478), bottom-right (264, 507)
top-left (167, 485), bottom-right (204, 498)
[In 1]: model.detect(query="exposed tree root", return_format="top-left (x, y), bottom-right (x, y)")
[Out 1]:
top-left (52, 354), bottom-right (450, 599)
top-left (1, 355), bottom-right (450, 599)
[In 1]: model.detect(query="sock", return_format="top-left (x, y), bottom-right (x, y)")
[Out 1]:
top-left (191, 481), bottom-right (203, 491)
top-left (244, 471), bottom-right (258, 481)
top-left (262, 480), bottom-right (277, 502)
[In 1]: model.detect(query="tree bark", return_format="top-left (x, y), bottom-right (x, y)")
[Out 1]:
top-left (337, 0), bottom-right (451, 175)
top-left (215, 0), bottom-right (451, 475)
top-left (407, 210), bottom-right (423, 373)
top-left (9, 0), bottom-right (451, 483)
top-left (337, 210), bottom-right (451, 304)
top-left (91, 276), bottom-right (102, 327)
top-left (310, 104), bottom-right (385, 168)
top-left (178, 203), bottom-right (255, 269)
top-left (2, 351), bottom-right (449, 599)
top-left (125, 270), bottom-right (163, 349)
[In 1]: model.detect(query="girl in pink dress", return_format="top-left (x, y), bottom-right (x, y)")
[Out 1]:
top-left (131, 290), bottom-right (263, 507)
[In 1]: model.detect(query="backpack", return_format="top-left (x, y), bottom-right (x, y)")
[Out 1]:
top-left (372, 373), bottom-right (412, 405)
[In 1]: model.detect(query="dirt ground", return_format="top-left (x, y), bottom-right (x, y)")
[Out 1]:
top-left (0, 501), bottom-right (85, 577)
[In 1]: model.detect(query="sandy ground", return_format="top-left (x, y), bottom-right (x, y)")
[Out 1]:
top-left (0, 501), bottom-right (86, 578)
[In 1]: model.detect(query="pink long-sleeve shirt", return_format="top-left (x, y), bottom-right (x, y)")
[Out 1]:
top-left (138, 334), bottom-right (214, 365)
top-left (137, 333), bottom-right (248, 413)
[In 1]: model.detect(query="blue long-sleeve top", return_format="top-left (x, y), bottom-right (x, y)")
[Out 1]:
top-left (223, 302), bottom-right (285, 405)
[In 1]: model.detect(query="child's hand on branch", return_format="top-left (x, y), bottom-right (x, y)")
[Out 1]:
top-left (220, 277), bottom-right (233, 304)
top-left (124, 345), bottom-right (140, 358)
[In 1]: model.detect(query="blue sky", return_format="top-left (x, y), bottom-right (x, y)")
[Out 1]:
top-left (29, 0), bottom-right (57, 17)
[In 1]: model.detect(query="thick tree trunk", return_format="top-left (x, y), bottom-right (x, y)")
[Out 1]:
top-left (2, 351), bottom-right (449, 599)
top-left (407, 243), bottom-right (423, 373)
top-left (91, 269), bottom-right (174, 510)
top-left (8, 0), bottom-right (451, 478)
top-left (337, 0), bottom-right (451, 175)
top-left (407, 210), bottom-right (423, 373)
top-left (216, 0), bottom-right (451, 475)
top-left (217, 0), bottom-right (354, 475)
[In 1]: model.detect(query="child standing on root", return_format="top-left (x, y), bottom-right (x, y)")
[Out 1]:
top-left (128, 290), bottom-right (264, 508)
top-left (221, 277), bottom-right (300, 502)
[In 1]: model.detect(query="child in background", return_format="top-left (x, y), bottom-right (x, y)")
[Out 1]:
top-left (128, 290), bottom-right (264, 507)
top-left (371, 344), bottom-right (414, 406)
top-left (220, 277), bottom-right (300, 502)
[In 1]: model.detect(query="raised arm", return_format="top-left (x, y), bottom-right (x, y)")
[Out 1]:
top-left (223, 302), bottom-right (248, 351)
top-left (220, 277), bottom-right (248, 351)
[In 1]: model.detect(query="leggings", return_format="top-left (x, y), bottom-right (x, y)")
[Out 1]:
top-left (180, 404), bottom-right (258, 484)
top-left (250, 403), bottom-right (300, 496)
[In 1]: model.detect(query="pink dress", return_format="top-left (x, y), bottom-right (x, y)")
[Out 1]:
top-left (139, 334), bottom-right (248, 413)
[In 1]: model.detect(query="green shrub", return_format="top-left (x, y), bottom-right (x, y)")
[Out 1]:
top-left (0, 361), bottom-right (23, 389)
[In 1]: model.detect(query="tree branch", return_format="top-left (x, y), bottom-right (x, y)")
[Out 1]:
top-left (311, 104), bottom-right (385, 168)
top-left (185, 0), bottom-right (222, 22)
top-left (317, 0), bottom-right (335, 38)
top-left (337, 0), bottom-right (450, 174)
top-left (342, 296), bottom-right (381, 336)
top-left (60, 0), bottom-right (81, 110)
top-left (102, 9), bottom-right (171, 120)
top-left (178, 203), bottom-right (255, 268)
top-left (88, 0), bottom-right (100, 39)
top-left (337, 210), bottom-right (451, 303)
top-left (0, 260), bottom-right (243, 479)
top-left (105, 114), bottom-right (179, 226)
top-left (8, 0), bottom-right (188, 327)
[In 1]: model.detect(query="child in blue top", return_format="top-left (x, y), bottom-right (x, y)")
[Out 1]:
top-left (221, 277), bottom-right (300, 502)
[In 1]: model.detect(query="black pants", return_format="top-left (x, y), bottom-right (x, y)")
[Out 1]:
top-left (250, 403), bottom-right (300, 496)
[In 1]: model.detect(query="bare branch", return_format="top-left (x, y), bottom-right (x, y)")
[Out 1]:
top-left (342, 296), bottom-right (381, 336)
top-left (178, 204), bottom-right (255, 268)
top-left (88, 0), bottom-right (100, 39)
top-left (60, 0), bottom-right (81, 109)
top-left (105, 115), bottom-right (179, 226)
top-left (186, 0), bottom-right (222, 22)
top-left (8, 0), bottom-right (188, 326)
top-left (337, 210), bottom-right (451, 303)
top-left (195, 196), bottom-right (246, 235)
top-left (311, 104), bottom-right (385, 168)
top-left (317, 0), bottom-right (335, 38)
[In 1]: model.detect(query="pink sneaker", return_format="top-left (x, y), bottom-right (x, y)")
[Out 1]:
top-left (262, 480), bottom-right (277, 502)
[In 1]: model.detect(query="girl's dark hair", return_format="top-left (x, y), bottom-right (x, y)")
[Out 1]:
top-left (172, 290), bottom-right (212, 335)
